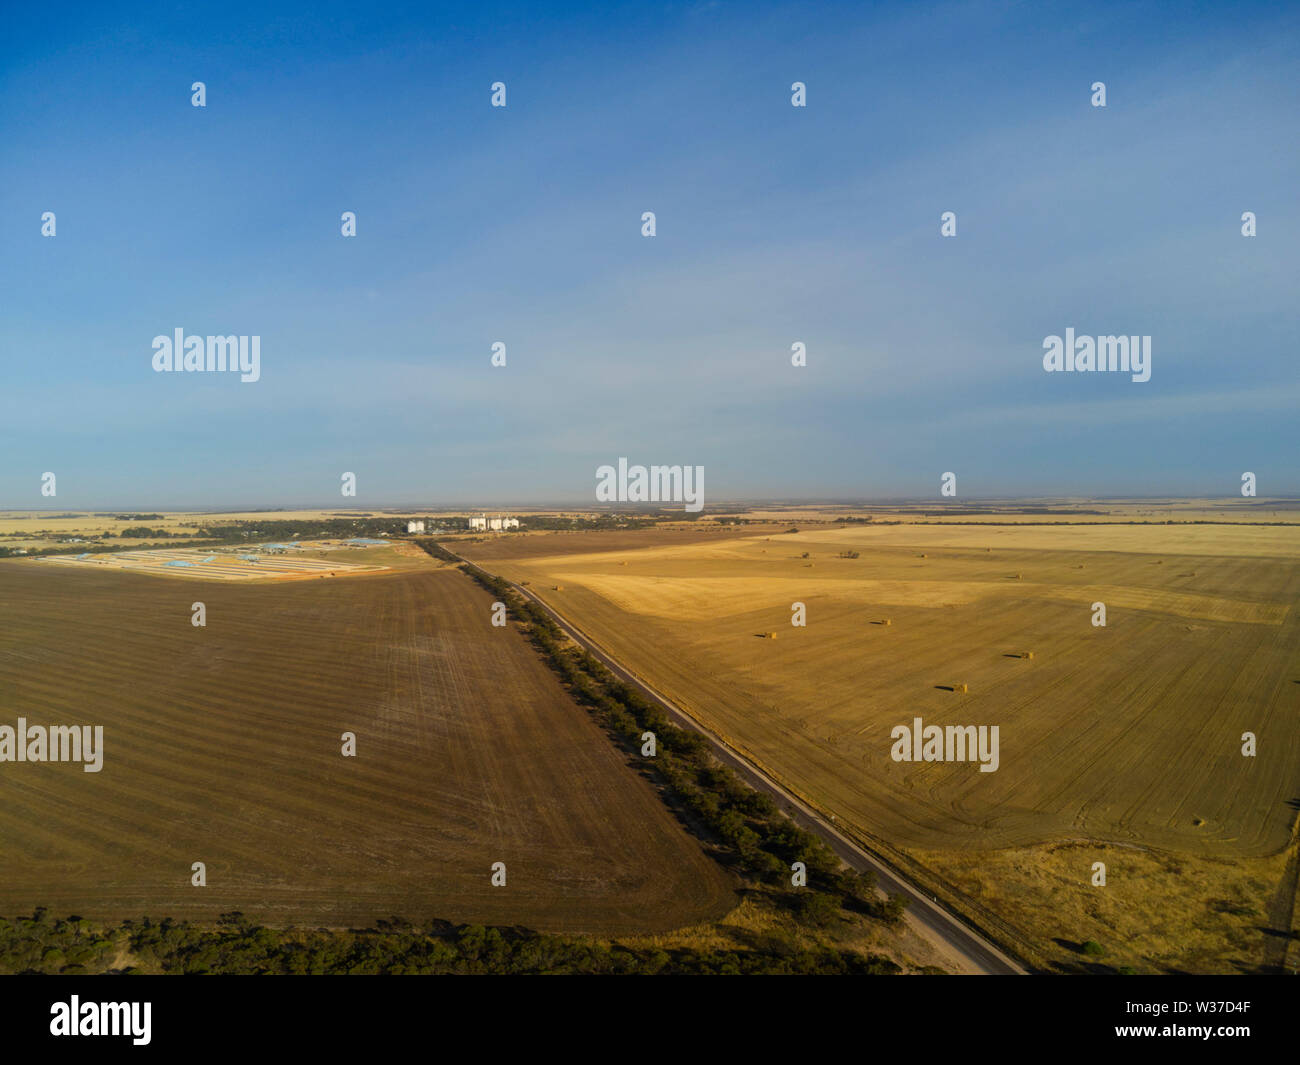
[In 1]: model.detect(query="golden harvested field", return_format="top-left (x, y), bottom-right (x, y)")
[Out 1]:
top-left (458, 518), bottom-right (1300, 970)
top-left (0, 559), bottom-right (735, 933)
top-left (736, 500), bottom-right (1300, 525)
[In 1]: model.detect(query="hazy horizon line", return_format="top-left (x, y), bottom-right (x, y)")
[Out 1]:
top-left (4, 495), bottom-right (1297, 514)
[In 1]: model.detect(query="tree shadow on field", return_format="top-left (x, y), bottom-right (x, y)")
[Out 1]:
top-left (1051, 939), bottom-right (1125, 975)
top-left (1049, 958), bottom-right (1123, 975)
top-left (1229, 956), bottom-right (1289, 975)
top-left (715, 911), bottom-right (799, 957)
top-left (1208, 898), bottom-right (1260, 917)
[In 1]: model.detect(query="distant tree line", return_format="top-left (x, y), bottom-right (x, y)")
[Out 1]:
top-left (508, 513), bottom-right (665, 531)
top-left (189, 517), bottom-right (426, 542)
top-left (0, 543), bottom-right (122, 558)
top-left (0, 517), bottom-right (440, 559)
top-left (418, 540), bottom-right (461, 563)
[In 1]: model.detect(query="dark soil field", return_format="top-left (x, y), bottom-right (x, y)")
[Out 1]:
top-left (448, 522), bottom-right (784, 561)
top-left (0, 559), bottom-right (736, 933)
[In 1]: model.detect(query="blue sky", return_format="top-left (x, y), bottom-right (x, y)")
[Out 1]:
top-left (2, 1), bottom-right (1296, 507)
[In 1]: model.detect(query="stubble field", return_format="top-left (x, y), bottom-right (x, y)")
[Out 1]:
top-left (456, 517), bottom-right (1300, 971)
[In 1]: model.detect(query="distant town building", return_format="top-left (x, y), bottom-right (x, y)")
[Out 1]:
top-left (406, 520), bottom-right (425, 533)
top-left (468, 514), bottom-right (520, 532)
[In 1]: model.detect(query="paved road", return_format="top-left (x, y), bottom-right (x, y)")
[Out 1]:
top-left (443, 547), bottom-right (1026, 975)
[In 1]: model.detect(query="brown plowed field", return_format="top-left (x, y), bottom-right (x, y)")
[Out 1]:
top-left (0, 561), bottom-right (735, 933)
